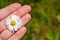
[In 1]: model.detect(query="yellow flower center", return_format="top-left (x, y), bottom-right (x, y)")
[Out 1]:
top-left (10, 20), bottom-right (16, 26)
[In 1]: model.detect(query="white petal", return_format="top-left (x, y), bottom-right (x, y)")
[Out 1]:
top-left (6, 19), bottom-right (10, 24)
top-left (14, 26), bottom-right (18, 31)
top-left (8, 26), bottom-right (13, 31)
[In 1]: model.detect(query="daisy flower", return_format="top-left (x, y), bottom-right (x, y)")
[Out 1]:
top-left (6, 14), bottom-right (22, 31)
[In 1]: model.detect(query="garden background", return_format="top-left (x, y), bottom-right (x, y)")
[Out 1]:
top-left (0, 0), bottom-right (60, 40)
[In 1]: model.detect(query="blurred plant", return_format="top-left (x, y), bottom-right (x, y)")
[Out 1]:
top-left (56, 15), bottom-right (60, 22)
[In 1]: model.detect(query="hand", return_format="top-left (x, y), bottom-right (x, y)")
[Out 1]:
top-left (0, 3), bottom-right (31, 40)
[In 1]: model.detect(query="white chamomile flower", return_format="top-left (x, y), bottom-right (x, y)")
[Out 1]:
top-left (6, 14), bottom-right (22, 31)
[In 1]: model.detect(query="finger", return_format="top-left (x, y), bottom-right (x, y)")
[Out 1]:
top-left (0, 27), bottom-right (26, 40)
top-left (0, 3), bottom-right (21, 20)
top-left (1, 14), bottom-right (31, 39)
top-left (11, 5), bottom-right (31, 18)
top-left (0, 29), bottom-right (14, 40)
top-left (8, 27), bottom-right (26, 40)
top-left (21, 14), bottom-right (31, 26)
top-left (0, 38), bottom-right (2, 40)
top-left (0, 5), bottom-right (31, 33)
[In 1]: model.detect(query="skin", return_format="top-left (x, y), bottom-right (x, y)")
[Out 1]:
top-left (0, 3), bottom-right (31, 40)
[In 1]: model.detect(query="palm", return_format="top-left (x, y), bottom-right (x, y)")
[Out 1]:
top-left (0, 3), bottom-right (31, 40)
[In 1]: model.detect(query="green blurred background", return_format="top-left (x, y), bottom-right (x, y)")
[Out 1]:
top-left (0, 0), bottom-right (60, 40)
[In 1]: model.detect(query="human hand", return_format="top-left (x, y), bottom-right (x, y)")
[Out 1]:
top-left (0, 3), bottom-right (31, 40)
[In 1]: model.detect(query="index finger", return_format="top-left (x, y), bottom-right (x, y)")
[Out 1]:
top-left (0, 3), bottom-right (21, 21)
